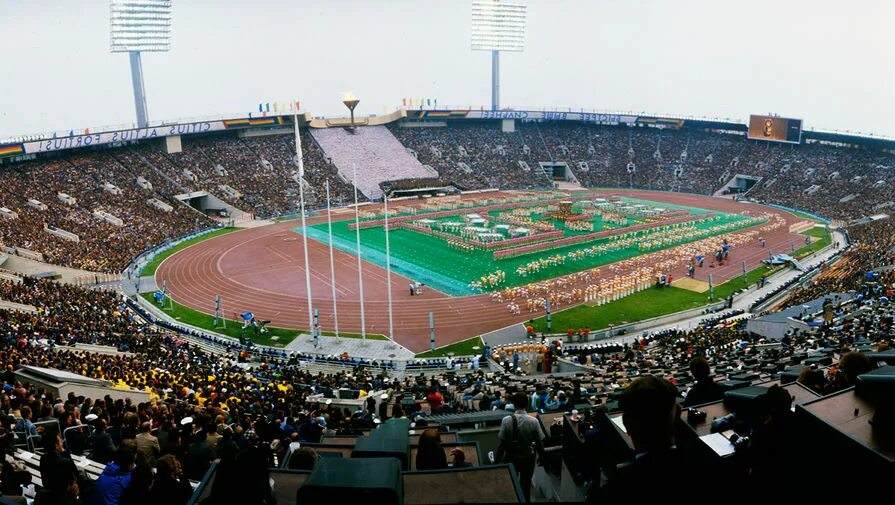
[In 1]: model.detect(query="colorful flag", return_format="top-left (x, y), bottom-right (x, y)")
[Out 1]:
top-left (265, 103), bottom-right (270, 112)
top-left (402, 98), bottom-right (406, 107)
top-left (427, 98), bottom-right (431, 106)
top-left (258, 103), bottom-right (263, 113)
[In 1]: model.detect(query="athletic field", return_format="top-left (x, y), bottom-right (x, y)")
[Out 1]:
top-left (303, 196), bottom-right (760, 295)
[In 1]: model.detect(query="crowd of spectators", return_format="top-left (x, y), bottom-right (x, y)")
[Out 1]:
top-left (387, 121), bottom-right (554, 191)
top-left (392, 120), bottom-right (895, 221)
top-left (0, 153), bottom-right (206, 272)
top-left (4, 120), bottom-right (895, 274)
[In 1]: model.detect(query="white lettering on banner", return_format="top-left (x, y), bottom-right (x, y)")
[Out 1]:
top-left (467, 110), bottom-right (639, 124)
top-left (23, 121), bottom-right (223, 154)
top-left (477, 110), bottom-right (530, 119)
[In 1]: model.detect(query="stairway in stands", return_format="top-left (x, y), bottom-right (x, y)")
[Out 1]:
top-left (311, 126), bottom-right (439, 200)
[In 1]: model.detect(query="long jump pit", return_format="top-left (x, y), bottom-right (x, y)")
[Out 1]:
top-left (155, 189), bottom-right (809, 354)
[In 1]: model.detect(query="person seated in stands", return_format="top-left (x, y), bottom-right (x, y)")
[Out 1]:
top-left (748, 385), bottom-right (794, 495)
top-left (415, 428), bottom-right (448, 470)
top-left (491, 391), bottom-right (506, 411)
top-left (39, 433), bottom-right (78, 497)
top-left (683, 356), bottom-right (724, 406)
top-left (826, 351), bottom-right (873, 393)
top-left (797, 367), bottom-right (827, 394)
top-left (34, 468), bottom-right (80, 505)
top-left (89, 442), bottom-right (136, 505)
top-left (288, 447), bottom-right (318, 471)
top-left (596, 376), bottom-right (695, 499)
top-left (15, 406), bottom-right (38, 439)
top-left (427, 387), bottom-right (444, 413)
top-left (148, 455), bottom-right (192, 505)
top-left (204, 436), bottom-right (275, 505)
top-left (185, 430), bottom-right (214, 481)
top-left (90, 419), bottom-right (117, 465)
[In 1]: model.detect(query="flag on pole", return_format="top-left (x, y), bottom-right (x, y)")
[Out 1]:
top-left (296, 100), bottom-right (301, 111)
top-left (265, 103), bottom-right (270, 112)
top-left (353, 163), bottom-right (367, 339)
top-left (295, 115), bottom-right (315, 333)
top-left (383, 193), bottom-right (394, 339)
top-left (434, 98), bottom-right (437, 108)
top-left (402, 98), bottom-right (406, 107)
top-left (294, 114), bottom-right (304, 178)
top-left (427, 98), bottom-right (431, 106)
top-left (258, 103), bottom-right (263, 113)
top-left (326, 181), bottom-right (339, 337)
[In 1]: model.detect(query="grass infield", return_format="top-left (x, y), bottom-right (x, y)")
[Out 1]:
top-left (415, 336), bottom-right (485, 358)
top-left (139, 293), bottom-right (387, 347)
top-left (304, 199), bottom-right (756, 295)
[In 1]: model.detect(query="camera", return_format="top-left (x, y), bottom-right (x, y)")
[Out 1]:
top-left (686, 408), bottom-right (707, 424)
top-left (728, 432), bottom-right (751, 452)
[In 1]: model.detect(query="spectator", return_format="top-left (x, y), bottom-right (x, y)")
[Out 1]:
top-left (134, 422), bottom-right (159, 466)
top-left (495, 392), bottom-right (544, 503)
top-left (90, 420), bottom-right (116, 465)
top-left (415, 429), bottom-right (448, 470)
top-left (89, 442), bottom-right (136, 505)
top-left (148, 455), bottom-right (191, 505)
top-left (683, 356), bottom-right (724, 407)
top-left (39, 433), bottom-right (78, 496)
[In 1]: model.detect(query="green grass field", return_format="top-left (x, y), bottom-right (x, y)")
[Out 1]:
top-left (142, 228), bottom-right (239, 276)
top-left (792, 226), bottom-right (832, 258)
top-left (528, 268), bottom-right (770, 335)
top-left (305, 198), bottom-right (759, 295)
top-left (415, 336), bottom-right (484, 358)
top-left (139, 293), bottom-right (387, 346)
top-left (528, 226), bottom-right (834, 333)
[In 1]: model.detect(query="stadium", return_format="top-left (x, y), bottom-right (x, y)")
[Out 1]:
top-left (0, 1), bottom-right (893, 503)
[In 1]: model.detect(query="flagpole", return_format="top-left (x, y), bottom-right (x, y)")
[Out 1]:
top-left (295, 114), bottom-right (315, 333)
top-left (353, 163), bottom-right (367, 339)
top-left (383, 192), bottom-right (395, 339)
top-left (325, 181), bottom-right (339, 337)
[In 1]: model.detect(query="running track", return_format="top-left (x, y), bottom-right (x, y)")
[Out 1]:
top-left (157, 190), bottom-right (808, 352)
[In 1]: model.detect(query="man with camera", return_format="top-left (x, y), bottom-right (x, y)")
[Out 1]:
top-left (495, 392), bottom-right (545, 503)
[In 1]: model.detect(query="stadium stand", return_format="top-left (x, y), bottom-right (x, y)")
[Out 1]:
top-left (3, 114), bottom-right (895, 502)
top-left (311, 125), bottom-right (439, 200)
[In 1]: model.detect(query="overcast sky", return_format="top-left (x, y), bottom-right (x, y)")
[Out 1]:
top-left (2, 0), bottom-right (893, 139)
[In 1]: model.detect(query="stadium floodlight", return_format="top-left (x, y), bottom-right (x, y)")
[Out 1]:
top-left (471, 0), bottom-right (526, 110)
top-left (110, 0), bottom-right (172, 128)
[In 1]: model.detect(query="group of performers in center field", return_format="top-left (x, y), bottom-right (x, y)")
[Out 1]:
top-left (492, 215), bottom-right (789, 316)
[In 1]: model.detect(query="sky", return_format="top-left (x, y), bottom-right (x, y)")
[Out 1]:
top-left (1, 0), bottom-right (893, 139)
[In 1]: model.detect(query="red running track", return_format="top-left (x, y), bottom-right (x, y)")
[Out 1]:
top-left (157, 190), bottom-right (808, 352)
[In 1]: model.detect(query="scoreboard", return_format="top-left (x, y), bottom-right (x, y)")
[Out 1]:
top-left (747, 115), bottom-right (803, 144)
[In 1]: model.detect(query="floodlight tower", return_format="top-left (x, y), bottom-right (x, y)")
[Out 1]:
top-left (471, 0), bottom-right (527, 111)
top-left (110, 0), bottom-right (172, 128)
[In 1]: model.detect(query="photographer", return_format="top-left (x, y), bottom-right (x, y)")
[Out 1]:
top-left (495, 392), bottom-right (544, 503)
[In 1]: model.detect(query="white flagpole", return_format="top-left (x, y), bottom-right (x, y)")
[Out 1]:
top-left (353, 163), bottom-right (367, 339)
top-left (325, 181), bottom-right (339, 337)
top-left (383, 192), bottom-right (394, 339)
top-left (295, 115), bottom-right (315, 333)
